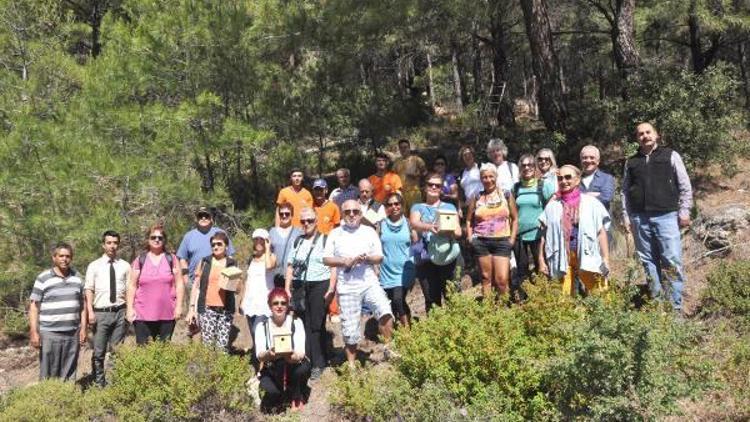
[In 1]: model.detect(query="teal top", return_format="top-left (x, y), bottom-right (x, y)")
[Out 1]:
top-left (286, 234), bottom-right (331, 282)
top-left (515, 180), bottom-right (555, 242)
top-left (379, 217), bottom-right (415, 289)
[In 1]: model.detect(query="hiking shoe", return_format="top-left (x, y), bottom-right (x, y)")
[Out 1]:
top-left (310, 367), bottom-right (323, 381)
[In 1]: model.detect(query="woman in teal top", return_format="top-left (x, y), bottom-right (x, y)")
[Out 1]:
top-left (512, 153), bottom-right (555, 301)
top-left (379, 193), bottom-right (417, 328)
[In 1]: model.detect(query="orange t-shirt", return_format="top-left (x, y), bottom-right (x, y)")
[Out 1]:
top-left (205, 258), bottom-right (226, 307)
top-left (368, 172), bottom-right (403, 203)
top-left (277, 186), bottom-right (313, 228)
top-left (315, 201), bottom-right (341, 234)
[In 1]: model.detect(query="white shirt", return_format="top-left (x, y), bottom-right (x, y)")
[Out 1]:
top-left (461, 164), bottom-right (482, 201)
top-left (323, 225), bottom-right (382, 293)
top-left (581, 173), bottom-right (594, 189)
top-left (254, 315), bottom-right (305, 359)
top-left (489, 161), bottom-right (519, 192)
top-left (84, 255), bottom-right (130, 308)
top-left (241, 259), bottom-right (274, 317)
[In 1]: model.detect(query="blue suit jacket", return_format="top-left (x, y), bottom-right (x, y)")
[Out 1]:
top-left (580, 169), bottom-right (615, 210)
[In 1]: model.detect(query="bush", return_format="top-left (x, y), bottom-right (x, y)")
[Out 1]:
top-left (0, 380), bottom-right (105, 421)
top-left (103, 342), bottom-right (252, 420)
top-left (334, 280), bottom-right (713, 420)
top-left (700, 261), bottom-right (750, 325)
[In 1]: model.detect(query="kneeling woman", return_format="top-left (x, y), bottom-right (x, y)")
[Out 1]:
top-left (539, 165), bottom-right (610, 296)
top-left (255, 288), bottom-right (310, 412)
top-left (186, 232), bottom-right (238, 352)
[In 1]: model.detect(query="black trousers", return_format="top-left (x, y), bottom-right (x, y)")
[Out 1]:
top-left (385, 286), bottom-right (410, 320)
top-left (418, 261), bottom-right (456, 313)
top-left (293, 279), bottom-right (329, 369)
top-left (259, 359), bottom-right (311, 407)
top-left (512, 238), bottom-right (541, 301)
top-left (134, 320), bottom-right (175, 345)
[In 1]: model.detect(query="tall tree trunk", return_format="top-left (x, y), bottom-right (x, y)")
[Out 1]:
top-left (426, 51), bottom-right (436, 106)
top-left (451, 44), bottom-right (465, 113)
top-left (472, 21), bottom-right (483, 103)
top-left (489, 22), bottom-right (515, 126)
top-left (611, 0), bottom-right (640, 98)
top-left (688, 0), bottom-right (721, 74)
top-left (519, 0), bottom-right (567, 132)
top-left (739, 42), bottom-right (750, 110)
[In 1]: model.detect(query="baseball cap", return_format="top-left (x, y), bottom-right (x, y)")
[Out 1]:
top-left (195, 206), bottom-right (212, 217)
top-left (251, 228), bottom-right (270, 240)
top-left (313, 178), bottom-right (328, 189)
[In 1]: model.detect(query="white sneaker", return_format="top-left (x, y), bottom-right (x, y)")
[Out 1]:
top-left (330, 314), bottom-right (341, 323)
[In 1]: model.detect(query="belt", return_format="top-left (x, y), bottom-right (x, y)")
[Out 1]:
top-left (93, 304), bottom-right (126, 312)
top-left (206, 306), bottom-right (226, 312)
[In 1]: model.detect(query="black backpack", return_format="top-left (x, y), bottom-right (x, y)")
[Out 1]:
top-left (137, 252), bottom-right (175, 282)
top-left (513, 180), bottom-right (545, 207)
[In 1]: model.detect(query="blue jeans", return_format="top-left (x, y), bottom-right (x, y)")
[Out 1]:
top-left (630, 211), bottom-right (685, 310)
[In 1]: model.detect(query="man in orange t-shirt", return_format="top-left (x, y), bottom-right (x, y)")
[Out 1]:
top-left (312, 178), bottom-right (340, 234)
top-left (276, 169), bottom-right (313, 228)
top-left (368, 152), bottom-right (402, 203)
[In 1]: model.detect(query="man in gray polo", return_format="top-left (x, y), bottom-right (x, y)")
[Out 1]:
top-left (85, 230), bottom-right (130, 386)
top-left (29, 242), bottom-right (87, 381)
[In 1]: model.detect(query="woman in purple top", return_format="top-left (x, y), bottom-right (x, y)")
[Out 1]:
top-left (433, 154), bottom-right (459, 208)
top-left (126, 223), bottom-right (185, 345)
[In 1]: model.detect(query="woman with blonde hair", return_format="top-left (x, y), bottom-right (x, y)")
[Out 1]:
top-left (535, 148), bottom-right (558, 191)
top-left (538, 165), bottom-right (611, 296)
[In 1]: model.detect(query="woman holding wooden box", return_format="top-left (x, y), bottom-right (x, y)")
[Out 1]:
top-left (185, 231), bottom-right (239, 352)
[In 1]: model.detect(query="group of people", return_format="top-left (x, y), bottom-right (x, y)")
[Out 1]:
top-left (27, 122), bottom-right (692, 412)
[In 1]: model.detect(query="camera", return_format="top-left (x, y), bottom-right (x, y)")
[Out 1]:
top-left (292, 259), bottom-right (307, 279)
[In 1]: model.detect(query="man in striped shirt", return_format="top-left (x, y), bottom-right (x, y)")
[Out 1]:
top-left (28, 242), bottom-right (87, 381)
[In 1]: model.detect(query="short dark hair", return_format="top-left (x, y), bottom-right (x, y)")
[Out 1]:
top-left (433, 154), bottom-right (448, 167)
top-left (210, 231), bottom-right (229, 245)
top-left (398, 139), bottom-right (410, 146)
top-left (375, 152), bottom-right (390, 161)
top-left (51, 241), bottom-right (74, 256)
top-left (289, 168), bottom-right (304, 178)
top-left (102, 230), bottom-right (120, 243)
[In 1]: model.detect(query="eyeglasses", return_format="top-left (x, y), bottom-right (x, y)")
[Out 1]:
top-left (386, 202), bottom-right (401, 207)
top-left (520, 163), bottom-right (535, 168)
top-left (360, 189), bottom-right (371, 193)
top-left (300, 218), bottom-right (316, 225)
top-left (211, 242), bottom-right (224, 248)
top-left (557, 174), bottom-right (575, 181)
top-left (197, 214), bottom-right (211, 220)
top-left (149, 235), bottom-right (164, 241)
top-left (343, 209), bottom-right (361, 216)
top-left (271, 300), bottom-right (287, 306)
top-left (537, 157), bottom-right (552, 162)
top-left (426, 182), bottom-right (442, 188)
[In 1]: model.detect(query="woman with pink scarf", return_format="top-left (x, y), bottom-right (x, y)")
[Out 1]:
top-left (538, 165), bottom-right (610, 296)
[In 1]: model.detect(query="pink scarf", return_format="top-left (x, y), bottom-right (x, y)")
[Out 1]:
top-left (559, 187), bottom-right (581, 251)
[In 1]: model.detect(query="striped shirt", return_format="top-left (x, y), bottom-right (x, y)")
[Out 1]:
top-left (29, 269), bottom-right (84, 332)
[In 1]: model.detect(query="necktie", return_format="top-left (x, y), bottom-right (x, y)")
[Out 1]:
top-left (109, 260), bottom-right (116, 304)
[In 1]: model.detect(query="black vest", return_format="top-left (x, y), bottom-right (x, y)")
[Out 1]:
top-left (625, 146), bottom-right (679, 213)
top-left (197, 256), bottom-right (237, 313)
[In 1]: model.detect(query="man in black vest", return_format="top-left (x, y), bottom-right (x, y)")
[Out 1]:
top-left (622, 123), bottom-right (693, 311)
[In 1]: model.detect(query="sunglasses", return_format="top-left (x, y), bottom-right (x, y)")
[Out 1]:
top-left (386, 202), bottom-right (401, 207)
top-left (557, 174), bottom-right (575, 181)
top-left (211, 242), bottom-right (224, 248)
top-left (300, 218), bottom-right (316, 225)
top-left (197, 214), bottom-right (211, 220)
top-left (279, 212), bottom-right (291, 218)
top-left (520, 163), bottom-right (535, 168)
top-left (149, 235), bottom-right (164, 241)
top-left (271, 300), bottom-right (287, 306)
top-left (537, 157), bottom-right (552, 162)
top-left (343, 209), bottom-right (361, 216)
top-left (426, 182), bottom-right (442, 188)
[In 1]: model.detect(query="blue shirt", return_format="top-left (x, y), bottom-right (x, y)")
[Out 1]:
top-left (269, 226), bottom-right (302, 278)
top-left (411, 201), bottom-right (457, 243)
top-left (515, 181), bottom-right (555, 242)
top-left (176, 226), bottom-right (235, 283)
top-left (287, 233), bottom-right (331, 282)
top-left (379, 217), bottom-right (415, 289)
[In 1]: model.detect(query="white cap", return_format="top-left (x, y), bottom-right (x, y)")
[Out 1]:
top-left (251, 228), bottom-right (270, 240)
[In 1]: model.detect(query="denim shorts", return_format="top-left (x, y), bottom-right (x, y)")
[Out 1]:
top-left (472, 236), bottom-right (512, 257)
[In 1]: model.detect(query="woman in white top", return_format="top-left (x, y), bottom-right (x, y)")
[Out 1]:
top-left (255, 288), bottom-right (309, 412)
top-left (486, 138), bottom-right (519, 192)
top-left (238, 229), bottom-right (276, 358)
top-left (459, 145), bottom-right (482, 207)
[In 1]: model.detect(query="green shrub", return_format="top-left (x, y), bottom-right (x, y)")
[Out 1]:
top-left (103, 342), bottom-right (253, 420)
top-left (0, 380), bottom-right (105, 421)
top-left (701, 260), bottom-right (750, 329)
top-left (335, 281), bottom-right (713, 420)
top-left (0, 306), bottom-right (28, 338)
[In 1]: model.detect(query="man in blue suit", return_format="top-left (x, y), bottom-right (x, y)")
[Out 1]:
top-left (579, 145), bottom-right (615, 210)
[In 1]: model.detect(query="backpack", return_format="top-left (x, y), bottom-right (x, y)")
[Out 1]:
top-left (263, 315), bottom-right (297, 351)
top-left (137, 252), bottom-right (175, 282)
